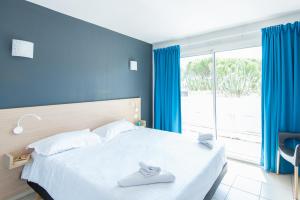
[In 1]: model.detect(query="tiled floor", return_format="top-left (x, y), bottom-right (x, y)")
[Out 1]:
top-left (213, 159), bottom-right (294, 200)
top-left (16, 193), bottom-right (35, 200)
top-left (19, 159), bottom-right (295, 200)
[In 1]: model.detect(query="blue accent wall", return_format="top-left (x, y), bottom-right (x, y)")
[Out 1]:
top-left (0, 0), bottom-right (153, 126)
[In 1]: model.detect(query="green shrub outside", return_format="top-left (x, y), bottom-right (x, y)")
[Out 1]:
top-left (181, 57), bottom-right (261, 97)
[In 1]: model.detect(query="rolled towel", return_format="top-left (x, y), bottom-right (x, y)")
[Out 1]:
top-left (139, 162), bottom-right (161, 177)
top-left (198, 133), bottom-right (213, 141)
top-left (199, 140), bottom-right (214, 149)
top-left (118, 170), bottom-right (175, 187)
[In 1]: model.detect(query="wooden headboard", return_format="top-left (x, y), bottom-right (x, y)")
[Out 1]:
top-left (0, 98), bottom-right (141, 200)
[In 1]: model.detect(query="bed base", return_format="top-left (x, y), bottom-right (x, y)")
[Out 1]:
top-left (28, 162), bottom-right (227, 200)
top-left (27, 181), bottom-right (53, 200)
top-left (204, 162), bottom-right (227, 200)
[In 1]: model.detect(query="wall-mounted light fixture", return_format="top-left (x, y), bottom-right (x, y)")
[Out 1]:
top-left (12, 39), bottom-right (34, 59)
top-left (129, 60), bottom-right (138, 71)
top-left (13, 114), bottom-right (42, 135)
top-left (131, 101), bottom-right (140, 120)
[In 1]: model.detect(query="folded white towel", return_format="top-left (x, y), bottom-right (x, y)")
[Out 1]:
top-left (118, 170), bottom-right (175, 187)
top-left (139, 162), bottom-right (161, 177)
top-left (199, 140), bottom-right (214, 149)
top-left (198, 133), bottom-right (213, 141)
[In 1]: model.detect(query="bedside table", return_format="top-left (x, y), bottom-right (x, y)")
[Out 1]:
top-left (135, 120), bottom-right (146, 128)
top-left (3, 152), bottom-right (31, 170)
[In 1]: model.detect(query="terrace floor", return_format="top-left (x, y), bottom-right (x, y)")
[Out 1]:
top-left (182, 92), bottom-right (261, 164)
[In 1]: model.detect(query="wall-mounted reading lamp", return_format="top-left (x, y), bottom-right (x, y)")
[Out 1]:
top-left (131, 101), bottom-right (140, 120)
top-left (12, 39), bottom-right (34, 59)
top-left (13, 114), bottom-right (42, 135)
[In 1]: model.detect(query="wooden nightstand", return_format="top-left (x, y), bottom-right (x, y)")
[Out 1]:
top-left (3, 152), bottom-right (31, 170)
top-left (135, 120), bottom-right (146, 127)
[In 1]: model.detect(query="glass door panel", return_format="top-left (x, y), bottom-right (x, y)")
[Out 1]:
top-left (215, 47), bottom-right (262, 163)
top-left (180, 55), bottom-right (214, 136)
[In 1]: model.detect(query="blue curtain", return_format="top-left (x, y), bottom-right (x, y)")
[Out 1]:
top-left (154, 45), bottom-right (182, 133)
top-left (261, 21), bottom-right (300, 173)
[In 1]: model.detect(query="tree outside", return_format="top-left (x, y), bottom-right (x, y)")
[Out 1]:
top-left (182, 57), bottom-right (261, 97)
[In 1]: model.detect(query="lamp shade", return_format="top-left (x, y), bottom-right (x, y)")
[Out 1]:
top-left (12, 39), bottom-right (34, 59)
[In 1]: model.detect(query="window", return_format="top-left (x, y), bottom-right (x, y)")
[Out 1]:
top-left (181, 54), bottom-right (214, 135)
top-left (216, 47), bottom-right (261, 163)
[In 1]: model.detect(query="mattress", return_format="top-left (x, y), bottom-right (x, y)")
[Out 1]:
top-left (22, 128), bottom-right (226, 200)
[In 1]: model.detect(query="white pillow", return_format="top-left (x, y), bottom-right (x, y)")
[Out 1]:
top-left (92, 119), bottom-right (137, 142)
top-left (27, 129), bottom-right (101, 156)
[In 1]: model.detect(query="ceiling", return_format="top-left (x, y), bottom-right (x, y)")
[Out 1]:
top-left (27, 0), bottom-right (300, 44)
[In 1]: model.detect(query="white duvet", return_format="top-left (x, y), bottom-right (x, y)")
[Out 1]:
top-left (22, 128), bottom-right (226, 200)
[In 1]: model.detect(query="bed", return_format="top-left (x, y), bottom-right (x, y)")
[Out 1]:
top-left (22, 127), bottom-right (227, 200)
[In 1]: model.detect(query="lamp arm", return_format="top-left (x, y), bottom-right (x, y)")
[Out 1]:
top-left (17, 114), bottom-right (42, 127)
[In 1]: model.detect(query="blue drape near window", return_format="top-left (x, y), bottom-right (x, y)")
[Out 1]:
top-left (154, 45), bottom-right (182, 133)
top-left (261, 22), bottom-right (300, 173)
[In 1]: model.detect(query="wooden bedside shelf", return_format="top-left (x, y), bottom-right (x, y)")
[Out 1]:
top-left (3, 153), bottom-right (31, 170)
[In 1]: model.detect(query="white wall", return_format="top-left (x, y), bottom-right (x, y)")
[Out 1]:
top-left (153, 11), bottom-right (300, 57)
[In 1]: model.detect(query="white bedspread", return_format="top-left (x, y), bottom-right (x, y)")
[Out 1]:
top-left (22, 128), bottom-right (226, 200)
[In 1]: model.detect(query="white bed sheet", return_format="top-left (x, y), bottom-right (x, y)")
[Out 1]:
top-left (22, 128), bottom-right (226, 200)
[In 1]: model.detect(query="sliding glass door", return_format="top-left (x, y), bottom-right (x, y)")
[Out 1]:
top-left (180, 55), bottom-right (214, 135)
top-left (216, 47), bottom-right (261, 163)
top-left (180, 47), bottom-right (262, 163)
